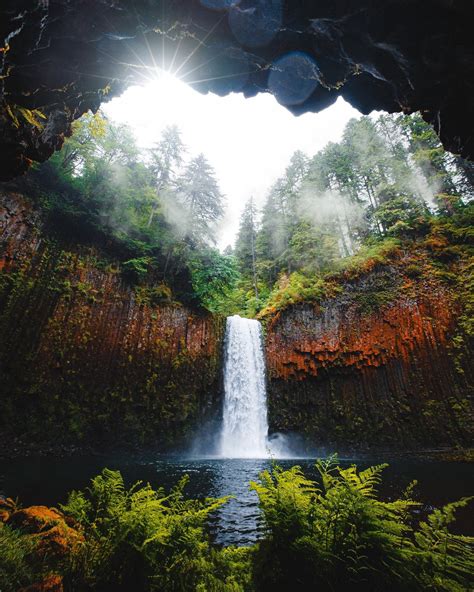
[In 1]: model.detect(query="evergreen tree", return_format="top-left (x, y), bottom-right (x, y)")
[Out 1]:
top-left (235, 197), bottom-right (259, 298)
top-left (148, 124), bottom-right (185, 226)
top-left (397, 113), bottom-right (461, 214)
top-left (178, 153), bottom-right (225, 244)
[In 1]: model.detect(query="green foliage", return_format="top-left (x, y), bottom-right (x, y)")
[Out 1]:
top-left (259, 271), bottom-right (339, 317)
top-left (14, 107), bottom-right (473, 317)
top-left (288, 220), bottom-right (340, 273)
top-left (135, 283), bottom-right (173, 306)
top-left (122, 256), bottom-right (153, 283)
top-left (227, 110), bottom-right (474, 318)
top-left (19, 113), bottom-right (228, 311)
top-left (60, 468), bottom-right (249, 591)
top-left (179, 153), bottom-right (225, 245)
top-left (424, 204), bottom-right (474, 372)
top-left (351, 270), bottom-right (401, 314)
top-left (189, 249), bottom-right (239, 312)
top-left (2, 463), bottom-right (473, 592)
top-left (336, 236), bottom-right (402, 277)
top-left (251, 458), bottom-right (474, 592)
top-left (372, 186), bottom-right (429, 237)
top-left (0, 522), bottom-right (37, 591)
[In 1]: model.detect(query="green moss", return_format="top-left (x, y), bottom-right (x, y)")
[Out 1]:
top-left (259, 272), bottom-right (341, 318)
top-left (134, 283), bottom-right (173, 306)
top-left (350, 270), bottom-right (401, 315)
top-left (336, 237), bottom-right (402, 278)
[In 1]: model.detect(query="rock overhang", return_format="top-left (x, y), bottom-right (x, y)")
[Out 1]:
top-left (1, 0), bottom-right (473, 180)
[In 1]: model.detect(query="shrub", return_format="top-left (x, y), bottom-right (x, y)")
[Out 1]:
top-left (337, 237), bottom-right (402, 278)
top-left (259, 272), bottom-right (339, 317)
top-left (0, 522), bottom-right (37, 591)
top-left (2, 464), bottom-right (472, 592)
top-left (60, 468), bottom-right (249, 591)
top-left (251, 457), bottom-right (474, 592)
top-left (122, 256), bottom-right (153, 284)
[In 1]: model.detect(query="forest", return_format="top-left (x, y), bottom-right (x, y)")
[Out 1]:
top-left (12, 108), bottom-right (474, 320)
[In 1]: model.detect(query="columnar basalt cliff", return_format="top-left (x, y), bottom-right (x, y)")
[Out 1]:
top-left (1, 1), bottom-right (474, 180)
top-left (0, 192), bottom-right (225, 452)
top-left (1, 191), bottom-right (473, 453)
top-left (265, 270), bottom-right (474, 450)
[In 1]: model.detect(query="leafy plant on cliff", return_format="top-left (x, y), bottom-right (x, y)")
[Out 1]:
top-left (258, 271), bottom-right (340, 318)
top-left (188, 248), bottom-right (239, 312)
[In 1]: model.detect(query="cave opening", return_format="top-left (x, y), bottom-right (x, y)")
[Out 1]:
top-left (2, 0), bottom-right (474, 180)
top-left (0, 2), bottom-right (473, 588)
top-left (100, 70), bottom-right (361, 250)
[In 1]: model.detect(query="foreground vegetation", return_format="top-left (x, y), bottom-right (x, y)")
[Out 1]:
top-left (1, 459), bottom-right (472, 591)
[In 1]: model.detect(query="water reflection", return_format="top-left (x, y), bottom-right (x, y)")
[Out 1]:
top-left (1, 456), bottom-right (473, 546)
top-left (210, 459), bottom-right (269, 545)
top-left (147, 458), bottom-right (271, 545)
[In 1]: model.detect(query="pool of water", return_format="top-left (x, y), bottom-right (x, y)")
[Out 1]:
top-left (1, 455), bottom-right (473, 545)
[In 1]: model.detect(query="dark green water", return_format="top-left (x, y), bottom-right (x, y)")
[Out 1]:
top-left (1, 455), bottom-right (473, 545)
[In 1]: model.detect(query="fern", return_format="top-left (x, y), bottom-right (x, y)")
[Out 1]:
top-left (59, 468), bottom-right (242, 591)
top-left (252, 460), bottom-right (473, 592)
top-left (0, 523), bottom-right (38, 592)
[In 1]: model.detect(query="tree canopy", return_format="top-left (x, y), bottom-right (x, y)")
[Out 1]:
top-left (20, 113), bottom-right (233, 310)
top-left (230, 112), bottom-right (473, 317)
top-left (17, 109), bottom-right (473, 315)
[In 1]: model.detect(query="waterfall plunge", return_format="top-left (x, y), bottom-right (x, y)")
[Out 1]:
top-left (220, 315), bottom-right (286, 458)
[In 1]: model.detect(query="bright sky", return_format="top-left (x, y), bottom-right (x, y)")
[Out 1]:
top-left (103, 74), bottom-right (360, 249)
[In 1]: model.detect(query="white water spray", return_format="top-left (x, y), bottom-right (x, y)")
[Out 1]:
top-left (220, 315), bottom-right (288, 458)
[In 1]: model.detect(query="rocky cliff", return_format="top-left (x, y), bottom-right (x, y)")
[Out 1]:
top-left (1, 191), bottom-right (472, 454)
top-left (265, 265), bottom-right (474, 451)
top-left (0, 192), bottom-right (225, 452)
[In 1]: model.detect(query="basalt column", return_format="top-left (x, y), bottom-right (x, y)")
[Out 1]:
top-left (265, 275), bottom-right (473, 451)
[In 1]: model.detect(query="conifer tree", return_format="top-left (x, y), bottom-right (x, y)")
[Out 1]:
top-left (235, 197), bottom-right (259, 298)
top-left (148, 124), bottom-right (185, 227)
top-left (179, 153), bottom-right (225, 244)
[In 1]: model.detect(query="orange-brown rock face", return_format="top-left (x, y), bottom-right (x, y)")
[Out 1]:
top-left (8, 505), bottom-right (83, 562)
top-left (265, 275), bottom-right (473, 450)
top-left (0, 192), bottom-right (224, 452)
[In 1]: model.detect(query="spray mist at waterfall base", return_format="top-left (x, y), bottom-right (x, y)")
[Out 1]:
top-left (190, 315), bottom-right (314, 460)
top-left (189, 430), bottom-right (315, 460)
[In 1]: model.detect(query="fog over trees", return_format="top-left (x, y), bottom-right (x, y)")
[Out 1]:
top-left (21, 109), bottom-right (473, 315)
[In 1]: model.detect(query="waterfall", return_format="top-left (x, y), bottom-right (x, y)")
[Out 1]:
top-left (220, 315), bottom-right (269, 458)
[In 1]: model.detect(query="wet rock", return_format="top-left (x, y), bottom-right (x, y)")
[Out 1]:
top-left (265, 268), bottom-right (474, 450)
top-left (0, 191), bottom-right (225, 452)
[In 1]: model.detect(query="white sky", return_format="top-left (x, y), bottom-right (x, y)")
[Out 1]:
top-left (103, 74), bottom-right (360, 249)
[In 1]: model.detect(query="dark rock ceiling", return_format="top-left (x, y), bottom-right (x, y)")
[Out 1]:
top-left (1, 0), bottom-right (473, 180)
